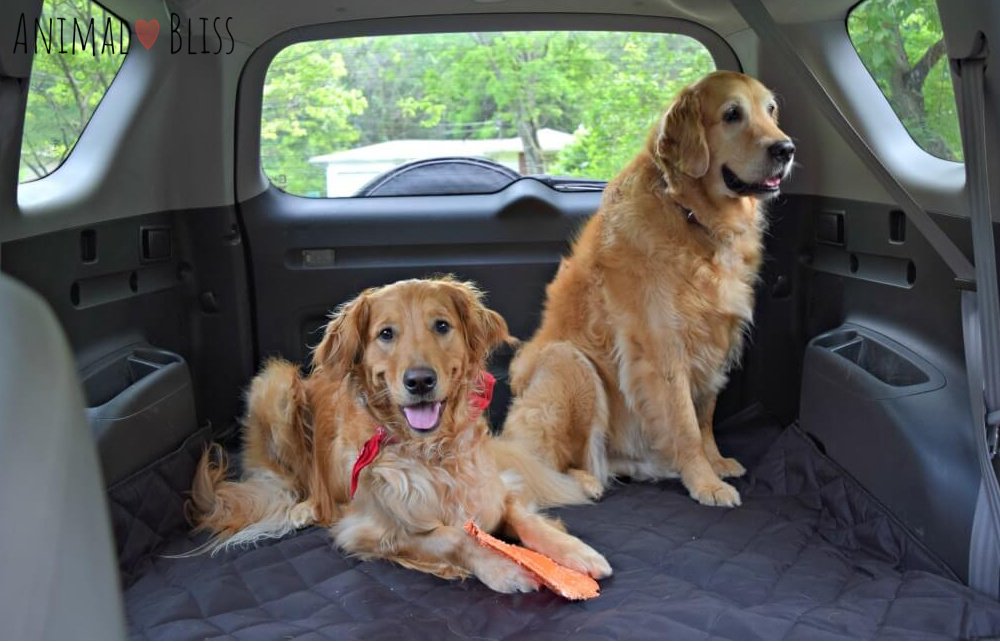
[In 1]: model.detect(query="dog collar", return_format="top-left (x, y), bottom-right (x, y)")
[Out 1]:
top-left (349, 371), bottom-right (497, 499)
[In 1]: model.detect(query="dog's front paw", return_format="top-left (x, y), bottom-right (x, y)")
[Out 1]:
top-left (689, 479), bottom-right (741, 508)
top-left (289, 501), bottom-right (317, 528)
top-left (476, 554), bottom-right (541, 593)
top-left (709, 456), bottom-right (746, 479)
top-left (554, 542), bottom-right (613, 579)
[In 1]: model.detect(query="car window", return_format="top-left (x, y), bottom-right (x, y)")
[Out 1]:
top-left (17, 0), bottom-right (130, 183)
top-left (848, 0), bottom-right (962, 162)
top-left (260, 31), bottom-right (716, 197)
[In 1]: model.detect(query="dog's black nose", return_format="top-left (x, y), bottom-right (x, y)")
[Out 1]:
top-left (769, 140), bottom-right (795, 162)
top-left (403, 367), bottom-right (437, 395)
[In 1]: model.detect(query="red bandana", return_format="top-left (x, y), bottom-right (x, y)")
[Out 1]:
top-left (349, 425), bottom-right (394, 499)
top-left (349, 371), bottom-right (496, 499)
top-left (470, 370), bottom-right (496, 417)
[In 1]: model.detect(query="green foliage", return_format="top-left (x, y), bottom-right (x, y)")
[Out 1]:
top-left (551, 33), bottom-right (715, 179)
top-left (19, 0), bottom-right (128, 182)
top-left (419, 32), bottom-right (604, 173)
top-left (261, 43), bottom-right (366, 196)
top-left (848, 0), bottom-right (962, 161)
top-left (334, 35), bottom-right (455, 142)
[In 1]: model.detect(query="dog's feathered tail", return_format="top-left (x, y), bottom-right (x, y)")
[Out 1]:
top-left (179, 445), bottom-right (304, 556)
top-left (182, 360), bottom-right (317, 556)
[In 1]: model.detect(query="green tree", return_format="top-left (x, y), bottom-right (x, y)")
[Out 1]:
top-left (552, 33), bottom-right (714, 179)
top-left (335, 34), bottom-right (502, 145)
top-left (261, 43), bottom-right (367, 196)
top-left (419, 32), bottom-right (602, 173)
top-left (20, 0), bottom-right (128, 182)
top-left (849, 0), bottom-right (961, 160)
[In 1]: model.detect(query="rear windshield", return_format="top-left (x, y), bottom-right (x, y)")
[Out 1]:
top-left (260, 31), bottom-right (716, 197)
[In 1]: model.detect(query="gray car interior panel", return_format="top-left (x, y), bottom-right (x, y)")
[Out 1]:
top-left (82, 343), bottom-right (197, 486)
top-left (794, 195), bottom-right (983, 580)
top-left (801, 323), bottom-right (976, 577)
top-left (2, 207), bottom-right (256, 473)
top-left (0, 275), bottom-right (126, 640)
top-left (0, 1), bottom-right (39, 79)
top-left (948, 25), bottom-right (1000, 596)
top-left (0, 0), bottom-right (37, 217)
top-left (241, 181), bottom-right (596, 357)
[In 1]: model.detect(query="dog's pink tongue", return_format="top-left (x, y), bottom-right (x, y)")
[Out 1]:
top-left (764, 176), bottom-right (782, 188)
top-left (403, 402), bottom-right (442, 430)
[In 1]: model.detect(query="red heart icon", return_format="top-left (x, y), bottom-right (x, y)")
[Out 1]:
top-left (134, 19), bottom-right (159, 50)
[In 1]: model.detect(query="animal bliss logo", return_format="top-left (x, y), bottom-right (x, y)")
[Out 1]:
top-left (12, 12), bottom-right (235, 54)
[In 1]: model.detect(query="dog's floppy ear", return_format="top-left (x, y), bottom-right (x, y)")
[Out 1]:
top-left (443, 279), bottom-right (515, 364)
top-left (657, 88), bottom-right (709, 179)
top-left (312, 291), bottom-right (371, 379)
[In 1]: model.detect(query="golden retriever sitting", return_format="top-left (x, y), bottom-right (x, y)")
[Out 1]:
top-left (190, 277), bottom-right (610, 593)
top-left (501, 71), bottom-right (795, 508)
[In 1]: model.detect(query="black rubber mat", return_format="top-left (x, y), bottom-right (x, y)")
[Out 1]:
top-left (119, 419), bottom-right (1000, 639)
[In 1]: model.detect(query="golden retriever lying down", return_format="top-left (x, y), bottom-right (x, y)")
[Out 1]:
top-left (190, 277), bottom-right (610, 593)
top-left (501, 71), bottom-right (795, 508)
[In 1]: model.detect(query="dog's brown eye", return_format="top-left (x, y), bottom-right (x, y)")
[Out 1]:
top-left (723, 106), bottom-right (742, 123)
top-left (768, 103), bottom-right (777, 116)
top-left (378, 327), bottom-right (394, 342)
top-left (434, 320), bottom-right (451, 335)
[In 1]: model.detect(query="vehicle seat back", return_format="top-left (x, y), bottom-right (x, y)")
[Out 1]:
top-left (0, 274), bottom-right (126, 639)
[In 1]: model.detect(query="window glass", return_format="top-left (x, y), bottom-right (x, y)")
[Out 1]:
top-left (18, 0), bottom-right (130, 183)
top-left (848, 0), bottom-right (962, 161)
top-left (261, 32), bottom-right (716, 197)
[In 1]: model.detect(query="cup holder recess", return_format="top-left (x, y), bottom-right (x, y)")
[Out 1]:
top-left (80, 344), bottom-right (197, 485)
top-left (809, 325), bottom-right (936, 389)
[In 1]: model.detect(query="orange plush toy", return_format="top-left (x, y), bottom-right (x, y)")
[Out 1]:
top-left (464, 521), bottom-right (601, 600)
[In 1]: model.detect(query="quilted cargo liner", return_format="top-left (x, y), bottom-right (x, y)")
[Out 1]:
top-left (117, 418), bottom-right (1000, 639)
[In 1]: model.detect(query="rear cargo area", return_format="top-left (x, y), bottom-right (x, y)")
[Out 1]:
top-left (115, 409), bottom-right (1000, 640)
top-left (7, 0), bottom-right (1000, 637)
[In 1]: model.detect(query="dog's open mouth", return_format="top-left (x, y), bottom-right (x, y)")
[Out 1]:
top-left (722, 165), bottom-right (783, 196)
top-left (402, 401), bottom-right (444, 432)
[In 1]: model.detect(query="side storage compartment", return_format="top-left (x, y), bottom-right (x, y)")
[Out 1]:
top-left (800, 323), bottom-right (979, 578)
top-left (81, 344), bottom-right (198, 485)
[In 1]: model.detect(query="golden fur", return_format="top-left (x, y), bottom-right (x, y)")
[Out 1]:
top-left (501, 71), bottom-right (795, 507)
top-left (189, 277), bottom-right (610, 592)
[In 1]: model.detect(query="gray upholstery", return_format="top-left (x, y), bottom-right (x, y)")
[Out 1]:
top-left (0, 274), bottom-right (125, 640)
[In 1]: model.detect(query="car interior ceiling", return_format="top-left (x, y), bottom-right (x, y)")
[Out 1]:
top-left (4, 0), bottom-right (1000, 638)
